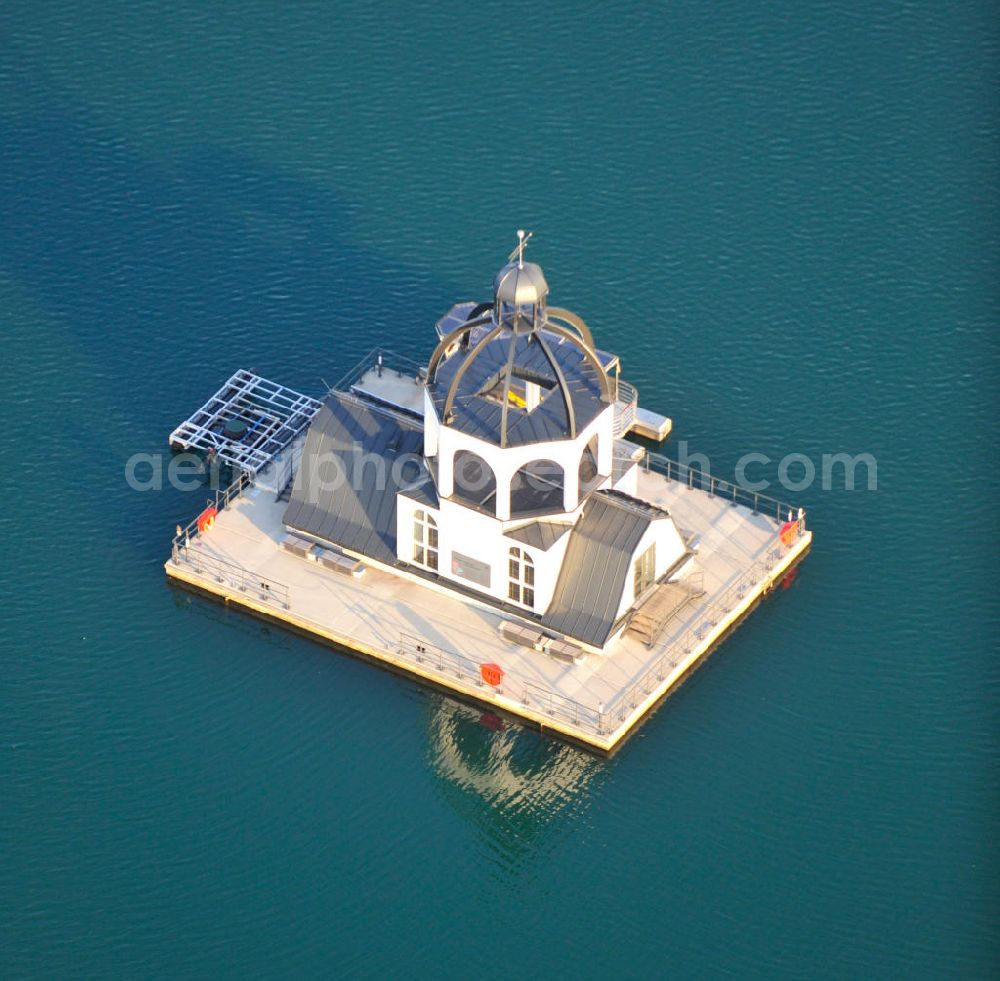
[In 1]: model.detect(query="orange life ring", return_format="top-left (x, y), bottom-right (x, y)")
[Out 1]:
top-left (197, 507), bottom-right (218, 533)
top-left (780, 520), bottom-right (799, 547)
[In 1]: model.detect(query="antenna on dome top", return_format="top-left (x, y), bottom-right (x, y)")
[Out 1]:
top-left (508, 229), bottom-right (533, 268)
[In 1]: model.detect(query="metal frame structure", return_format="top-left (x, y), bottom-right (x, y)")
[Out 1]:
top-left (169, 370), bottom-right (323, 477)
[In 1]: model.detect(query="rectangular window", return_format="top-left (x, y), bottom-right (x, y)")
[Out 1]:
top-left (452, 551), bottom-right (491, 588)
top-left (633, 544), bottom-right (656, 598)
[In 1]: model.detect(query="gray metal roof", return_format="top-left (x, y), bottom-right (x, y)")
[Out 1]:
top-left (504, 519), bottom-right (573, 551)
top-left (596, 488), bottom-right (672, 522)
top-left (397, 479), bottom-right (438, 509)
top-left (429, 329), bottom-right (609, 447)
top-left (282, 393), bottom-right (436, 563)
top-left (542, 490), bottom-right (668, 647)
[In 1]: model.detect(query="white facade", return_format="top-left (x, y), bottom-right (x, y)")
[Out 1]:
top-left (395, 372), bottom-right (689, 639)
top-left (392, 384), bottom-right (622, 616)
top-left (395, 492), bottom-right (573, 614)
top-left (611, 518), bottom-right (689, 623)
top-left (431, 402), bottom-right (615, 519)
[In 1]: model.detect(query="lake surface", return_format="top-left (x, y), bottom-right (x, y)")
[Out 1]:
top-left (1, 2), bottom-right (996, 977)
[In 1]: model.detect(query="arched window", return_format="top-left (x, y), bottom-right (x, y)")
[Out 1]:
top-left (413, 510), bottom-right (438, 571)
top-left (510, 459), bottom-right (564, 517)
top-left (508, 547), bottom-right (535, 608)
top-left (452, 450), bottom-right (497, 515)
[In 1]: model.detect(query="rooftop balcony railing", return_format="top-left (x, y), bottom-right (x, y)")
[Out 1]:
top-left (333, 346), bottom-right (426, 394)
top-left (613, 379), bottom-right (638, 437)
top-left (641, 449), bottom-right (806, 525)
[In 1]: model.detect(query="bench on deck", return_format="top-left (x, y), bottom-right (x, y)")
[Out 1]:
top-left (316, 547), bottom-right (366, 578)
top-left (500, 622), bottom-right (585, 664)
top-left (281, 533), bottom-right (314, 558)
top-left (500, 621), bottom-right (545, 650)
top-left (281, 534), bottom-right (366, 578)
top-left (543, 637), bottom-right (585, 665)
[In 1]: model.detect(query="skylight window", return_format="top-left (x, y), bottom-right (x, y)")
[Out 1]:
top-left (482, 368), bottom-right (554, 413)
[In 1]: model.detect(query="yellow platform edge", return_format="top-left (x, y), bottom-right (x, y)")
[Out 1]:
top-left (165, 530), bottom-right (811, 754)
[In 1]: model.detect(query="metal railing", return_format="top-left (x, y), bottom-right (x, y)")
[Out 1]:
top-left (172, 547), bottom-right (291, 610)
top-left (400, 631), bottom-right (484, 681)
top-left (172, 470), bottom-right (254, 551)
top-left (398, 632), bottom-right (603, 735)
top-left (169, 471), bottom-right (292, 611)
top-left (520, 681), bottom-right (603, 731)
top-left (642, 450), bottom-right (806, 525)
top-left (603, 523), bottom-right (806, 727)
top-left (613, 379), bottom-right (638, 437)
top-left (333, 347), bottom-right (426, 394)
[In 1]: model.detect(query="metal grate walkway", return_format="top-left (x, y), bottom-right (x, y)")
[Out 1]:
top-left (168, 370), bottom-right (323, 477)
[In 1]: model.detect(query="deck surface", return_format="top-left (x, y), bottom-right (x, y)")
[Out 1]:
top-left (166, 459), bottom-right (809, 749)
top-left (352, 369), bottom-right (425, 414)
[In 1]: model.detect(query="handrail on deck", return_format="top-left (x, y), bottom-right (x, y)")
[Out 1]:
top-left (172, 469), bottom-right (254, 551)
top-left (173, 546), bottom-right (291, 610)
top-left (333, 347), bottom-right (426, 395)
top-left (604, 521), bottom-right (807, 727)
top-left (170, 469), bottom-right (292, 611)
top-left (641, 449), bottom-right (807, 526)
top-left (616, 378), bottom-right (638, 406)
top-left (397, 632), bottom-right (603, 735)
top-left (612, 379), bottom-right (638, 438)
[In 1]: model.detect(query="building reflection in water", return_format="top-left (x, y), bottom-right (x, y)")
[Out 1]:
top-left (426, 694), bottom-right (609, 860)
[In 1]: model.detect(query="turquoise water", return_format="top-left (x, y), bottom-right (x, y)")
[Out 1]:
top-left (1, 2), bottom-right (996, 976)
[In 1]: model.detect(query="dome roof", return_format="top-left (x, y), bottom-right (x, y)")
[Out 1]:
top-left (426, 252), bottom-right (612, 448)
top-left (493, 261), bottom-right (549, 307)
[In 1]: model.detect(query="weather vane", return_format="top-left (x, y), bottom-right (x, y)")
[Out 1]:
top-left (508, 229), bottom-right (533, 267)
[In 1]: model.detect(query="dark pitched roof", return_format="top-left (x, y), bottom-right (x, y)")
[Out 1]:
top-left (282, 393), bottom-right (435, 563)
top-left (541, 490), bottom-right (668, 647)
top-left (595, 488), bottom-right (671, 521)
top-left (429, 328), bottom-right (608, 447)
top-left (504, 519), bottom-right (573, 551)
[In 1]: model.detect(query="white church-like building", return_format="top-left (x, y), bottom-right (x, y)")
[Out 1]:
top-left (282, 240), bottom-right (692, 653)
top-left (167, 233), bottom-right (811, 747)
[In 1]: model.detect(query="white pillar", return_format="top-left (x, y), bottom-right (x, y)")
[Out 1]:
top-left (563, 458), bottom-right (579, 512)
top-left (439, 447), bottom-right (454, 498)
top-left (494, 457), bottom-right (512, 520)
top-left (597, 413), bottom-right (614, 475)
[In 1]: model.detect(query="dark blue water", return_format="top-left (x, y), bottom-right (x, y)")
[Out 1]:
top-left (2, 3), bottom-right (996, 977)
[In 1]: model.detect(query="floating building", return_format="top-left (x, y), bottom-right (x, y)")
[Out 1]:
top-left (166, 235), bottom-right (811, 752)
